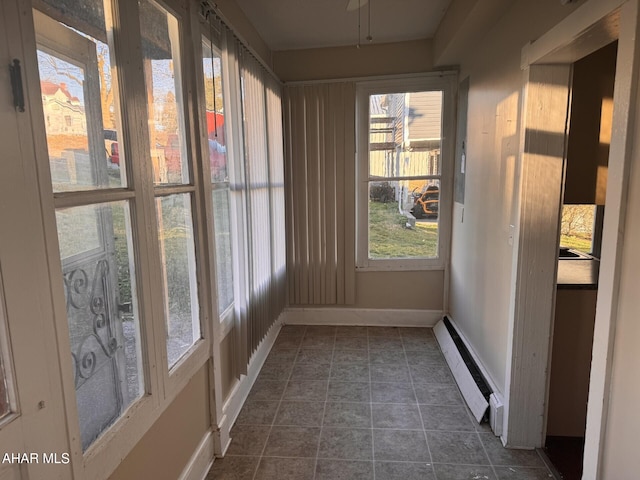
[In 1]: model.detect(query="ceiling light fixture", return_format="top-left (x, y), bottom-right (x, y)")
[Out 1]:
top-left (366, 0), bottom-right (372, 42)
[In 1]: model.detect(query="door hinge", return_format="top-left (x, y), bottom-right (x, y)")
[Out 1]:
top-left (9, 59), bottom-right (25, 113)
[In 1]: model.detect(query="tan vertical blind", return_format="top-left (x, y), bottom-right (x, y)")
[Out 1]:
top-left (237, 45), bottom-right (287, 359)
top-left (284, 83), bottom-right (356, 305)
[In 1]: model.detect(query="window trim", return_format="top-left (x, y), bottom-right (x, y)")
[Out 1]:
top-left (24, 0), bottom-right (212, 477)
top-left (355, 74), bottom-right (457, 271)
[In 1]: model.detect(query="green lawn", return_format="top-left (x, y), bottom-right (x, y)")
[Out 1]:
top-left (369, 201), bottom-right (438, 258)
top-left (560, 234), bottom-right (592, 254)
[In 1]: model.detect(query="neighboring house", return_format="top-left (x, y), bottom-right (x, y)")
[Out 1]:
top-left (39, 81), bottom-right (86, 135)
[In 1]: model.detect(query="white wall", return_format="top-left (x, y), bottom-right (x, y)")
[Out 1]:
top-left (443, 0), bottom-right (579, 392)
top-left (600, 88), bottom-right (640, 478)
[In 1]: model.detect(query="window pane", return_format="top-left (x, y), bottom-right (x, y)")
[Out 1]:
top-left (0, 285), bottom-right (12, 420)
top-left (369, 92), bottom-right (442, 178)
top-left (156, 194), bottom-right (200, 367)
top-left (560, 205), bottom-right (596, 254)
top-left (212, 188), bottom-right (234, 314)
top-left (35, 4), bottom-right (126, 192)
top-left (369, 180), bottom-right (439, 259)
top-left (0, 359), bottom-right (9, 419)
top-left (202, 39), bottom-right (228, 183)
top-left (56, 201), bottom-right (143, 451)
top-left (140, 0), bottom-right (190, 185)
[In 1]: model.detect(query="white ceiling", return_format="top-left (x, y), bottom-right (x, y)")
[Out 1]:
top-left (234, 0), bottom-right (453, 51)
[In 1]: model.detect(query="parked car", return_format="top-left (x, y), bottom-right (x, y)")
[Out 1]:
top-left (410, 184), bottom-right (439, 218)
top-left (104, 129), bottom-right (119, 166)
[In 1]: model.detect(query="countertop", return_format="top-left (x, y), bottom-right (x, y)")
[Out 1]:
top-left (557, 259), bottom-right (600, 289)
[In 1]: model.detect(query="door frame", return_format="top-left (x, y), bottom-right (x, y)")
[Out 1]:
top-left (504, 0), bottom-right (638, 478)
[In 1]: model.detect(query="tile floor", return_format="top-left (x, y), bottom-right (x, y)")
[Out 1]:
top-left (207, 325), bottom-right (554, 480)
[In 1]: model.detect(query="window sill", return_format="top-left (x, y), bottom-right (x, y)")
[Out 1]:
top-left (356, 262), bottom-right (445, 272)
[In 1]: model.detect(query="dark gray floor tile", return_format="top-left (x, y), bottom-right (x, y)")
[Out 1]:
top-left (368, 336), bottom-right (404, 349)
top-left (368, 327), bottom-right (401, 337)
top-left (315, 459), bottom-right (374, 480)
top-left (236, 400), bottom-right (279, 425)
top-left (336, 326), bottom-right (368, 337)
top-left (254, 457), bottom-right (315, 480)
top-left (410, 364), bottom-right (454, 384)
top-left (323, 402), bottom-right (371, 428)
top-left (333, 349), bottom-right (369, 364)
top-left (247, 380), bottom-right (287, 401)
top-left (331, 363), bottom-right (370, 382)
top-left (402, 336), bottom-right (439, 349)
top-left (267, 348), bottom-right (299, 364)
top-left (479, 434), bottom-right (546, 467)
top-left (399, 327), bottom-right (435, 338)
top-left (334, 336), bottom-right (369, 349)
top-left (227, 425), bottom-right (271, 456)
top-left (275, 401), bottom-right (324, 426)
top-left (291, 362), bottom-right (331, 380)
top-left (370, 364), bottom-right (411, 383)
top-left (258, 360), bottom-right (294, 381)
top-left (373, 429), bottom-right (429, 462)
top-left (427, 431), bottom-right (489, 465)
top-left (278, 325), bottom-right (307, 337)
top-left (296, 348), bottom-right (334, 364)
top-left (372, 403), bottom-right (422, 429)
top-left (375, 461), bottom-right (436, 480)
top-left (263, 426), bottom-right (320, 457)
top-left (371, 382), bottom-right (416, 404)
top-left (283, 380), bottom-right (328, 401)
top-left (273, 335), bottom-right (303, 349)
top-left (319, 428), bottom-right (373, 460)
top-left (404, 350), bottom-right (446, 366)
top-left (420, 405), bottom-right (476, 431)
top-left (433, 464), bottom-right (496, 480)
top-left (206, 455), bottom-right (259, 480)
top-left (302, 335), bottom-right (335, 349)
top-left (369, 349), bottom-right (407, 365)
top-left (305, 325), bottom-right (337, 336)
top-left (414, 384), bottom-right (463, 405)
top-left (327, 381), bottom-right (371, 402)
top-left (493, 467), bottom-right (554, 479)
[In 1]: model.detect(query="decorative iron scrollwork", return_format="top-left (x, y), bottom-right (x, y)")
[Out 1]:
top-left (64, 259), bottom-right (121, 389)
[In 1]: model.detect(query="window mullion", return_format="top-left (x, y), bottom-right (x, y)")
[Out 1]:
top-left (113, 0), bottom-right (165, 404)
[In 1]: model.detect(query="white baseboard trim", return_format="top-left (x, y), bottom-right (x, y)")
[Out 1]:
top-left (434, 319), bottom-right (489, 423)
top-left (216, 316), bottom-right (284, 455)
top-left (178, 430), bottom-right (214, 480)
top-left (282, 308), bottom-right (443, 327)
top-left (445, 315), bottom-right (502, 400)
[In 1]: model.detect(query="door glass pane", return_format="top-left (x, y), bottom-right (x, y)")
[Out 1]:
top-left (202, 39), bottom-right (228, 183)
top-left (369, 92), bottom-right (442, 178)
top-left (156, 194), bottom-right (201, 367)
top-left (368, 179), bottom-right (439, 259)
top-left (140, 0), bottom-right (190, 185)
top-left (56, 201), bottom-right (143, 451)
top-left (34, 5), bottom-right (126, 191)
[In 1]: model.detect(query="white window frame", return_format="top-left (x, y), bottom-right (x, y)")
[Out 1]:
top-left (21, 0), bottom-right (212, 478)
top-left (355, 74), bottom-right (456, 271)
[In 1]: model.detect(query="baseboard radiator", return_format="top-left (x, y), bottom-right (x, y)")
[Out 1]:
top-left (434, 316), bottom-right (500, 431)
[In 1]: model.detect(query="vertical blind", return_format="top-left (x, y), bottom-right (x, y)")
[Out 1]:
top-left (235, 43), bottom-right (287, 363)
top-left (283, 83), bottom-right (357, 305)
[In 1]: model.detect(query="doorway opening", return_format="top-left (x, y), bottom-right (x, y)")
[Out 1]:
top-left (545, 41), bottom-right (618, 480)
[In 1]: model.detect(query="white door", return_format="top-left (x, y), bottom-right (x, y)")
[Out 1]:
top-left (33, 10), bottom-right (130, 451)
